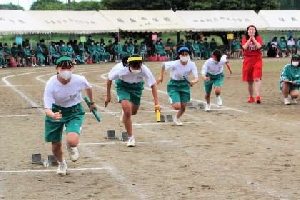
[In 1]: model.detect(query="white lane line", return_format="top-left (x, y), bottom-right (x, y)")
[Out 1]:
top-left (0, 167), bottom-right (111, 174)
top-left (80, 142), bottom-right (116, 146)
top-left (246, 179), bottom-right (289, 199)
top-left (2, 73), bottom-right (42, 111)
top-left (132, 121), bottom-right (197, 126)
top-left (80, 140), bottom-right (174, 146)
top-left (0, 85), bottom-right (40, 87)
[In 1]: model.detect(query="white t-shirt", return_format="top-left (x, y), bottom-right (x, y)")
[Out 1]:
top-left (163, 60), bottom-right (198, 80)
top-left (44, 74), bottom-right (92, 109)
top-left (108, 63), bottom-right (156, 87)
top-left (201, 55), bottom-right (227, 75)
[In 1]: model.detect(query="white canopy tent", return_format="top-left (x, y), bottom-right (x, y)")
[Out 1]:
top-left (0, 10), bottom-right (51, 35)
top-left (258, 10), bottom-right (300, 31)
top-left (176, 10), bottom-right (268, 32)
top-left (99, 10), bottom-right (190, 32)
top-left (26, 11), bottom-right (118, 34)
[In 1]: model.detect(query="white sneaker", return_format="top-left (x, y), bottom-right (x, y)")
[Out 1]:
top-left (284, 98), bottom-right (291, 105)
top-left (216, 96), bottom-right (222, 106)
top-left (173, 115), bottom-right (183, 126)
top-left (66, 144), bottom-right (79, 162)
top-left (205, 104), bottom-right (211, 111)
top-left (119, 109), bottom-right (124, 127)
top-left (292, 98), bottom-right (297, 104)
top-left (56, 160), bottom-right (67, 176)
top-left (127, 136), bottom-right (136, 147)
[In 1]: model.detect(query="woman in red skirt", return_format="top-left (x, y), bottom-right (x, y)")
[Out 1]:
top-left (242, 25), bottom-right (263, 104)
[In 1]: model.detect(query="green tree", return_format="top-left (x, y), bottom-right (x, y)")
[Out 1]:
top-left (72, 1), bottom-right (102, 11)
top-left (101, 0), bottom-right (279, 11)
top-left (0, 2), bottom-right (23, 10)
top-left (30, 0), bottom-right (67, 10)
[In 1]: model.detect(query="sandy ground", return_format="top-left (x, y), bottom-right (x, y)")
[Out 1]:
top-left (0, 58), bottom-right (300, 200)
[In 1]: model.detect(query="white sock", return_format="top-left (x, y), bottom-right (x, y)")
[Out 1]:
top-left (59, 160), bottom-right (66, 165)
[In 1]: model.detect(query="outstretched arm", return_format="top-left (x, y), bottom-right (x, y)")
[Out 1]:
top-left (151, 83), bottom-right (160, 111)
top-left (105, 79), bottom-right (113, 107)
top-left (225, 62), bottom-right (232, 74)
top-left (156, 64), bottom-right (166, 84)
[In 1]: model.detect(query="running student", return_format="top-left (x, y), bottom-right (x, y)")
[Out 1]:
top-left (105, 55), bottom-right (159, 147)
top-left (201, 49), bottom-right (232, 111)
top-left (242, 25), bottom-right (263, 103)
top-left (43, 56), bottom-right (96, 176)
top-left (280, 54), bottom-right (300, 105)
top-left (157, 46), bottom-right (199, 126)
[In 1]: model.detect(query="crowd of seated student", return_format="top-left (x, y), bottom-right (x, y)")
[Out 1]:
top-left (2, 35), bottom-right (265, 68)
top-left (267, 36), bottom-right (299, 58)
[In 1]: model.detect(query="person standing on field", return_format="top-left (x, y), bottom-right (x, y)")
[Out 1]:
top-left (242, 25), bottom-right (263, 104)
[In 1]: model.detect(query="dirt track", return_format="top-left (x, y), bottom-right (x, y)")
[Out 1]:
top-left (0, 58), bottom-right (299, 200)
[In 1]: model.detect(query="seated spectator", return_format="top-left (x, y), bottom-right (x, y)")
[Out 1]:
top-left (231, 38), bottom-right (242, 58)
top-left (154, 41), bottom-right (166, 56)
top-left (36, 43), bottom-right (45, 66)
top-left (49, 42), bottom-right (60, 65)
top-left (23, 44), bottom-right (37, 67)
top-left (165, 38), bottom-right (174, 60)
top-left (59, 42), bottom-right (68, 56)
top-left (138, 41), bottom-right (147, 60)
top-left (297, 37), bottom-right (300, 55)
top-left (278, 37), bottom-right (289, 57)
top-left (106, 40), bottom-right (114, 62)
top-left (287, 36), bottom-right (296, 56)
top-left (209, 38), bottom-right (218, 51)
top-left (0, 44), bottom-right (5, 68)
top-left (267, 37), bottom-right (279, 57)
top-left (192, 39), bottom-right (202, 60)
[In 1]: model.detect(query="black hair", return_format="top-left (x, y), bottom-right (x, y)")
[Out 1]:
top-left (212, 49), bottom-right (222, 62)
top-left (122, 56), bottom-right (129, 67)
top-left (128, 55), bottom-right (142, 69)
top-left (57, 59), bottom-right (74, 69)
top-left (245, 25), bottom-right (259, 39)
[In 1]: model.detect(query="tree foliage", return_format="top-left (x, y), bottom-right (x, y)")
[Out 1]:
top-left (30, 0), bottom-right (66, 10)
top-left (101, 0), bottom-right (280, 11)
top-left (0, 3), bottom-right (23, 10)
top-left (2, 0), bottom-right (300, 11)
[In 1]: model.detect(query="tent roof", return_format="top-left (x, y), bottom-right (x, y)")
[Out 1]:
top-left (99, 10), bottom-right (190, 32)
top-left (176, 10), bottom-right (268, 32)
top-left (0, 10), bottom-right (51, 35)
top-left (26, 11), bottom-right (118, 34)
top-left (258, 10), bottom-right (300, 31)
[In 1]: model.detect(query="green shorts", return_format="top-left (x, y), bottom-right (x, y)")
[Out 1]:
top-left (44, 103), bottom-right (85, 142)
top-left (167, 79), bottom-right (190, 103)
top-left (204, 73), bottom-right (224, 94)
top-left (115, 79), bottom-right (144, 106)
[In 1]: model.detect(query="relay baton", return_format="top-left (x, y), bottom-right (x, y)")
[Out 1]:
top-left (84, 97), bottom-right (101, 122)
top-left (183, 76), bottom-right (192, 87)
top-left (156, 109), bottom-right (161, 122)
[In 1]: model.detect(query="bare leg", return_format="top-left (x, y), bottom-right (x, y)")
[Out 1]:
top-left (52, 141), bottom-right (63, 162)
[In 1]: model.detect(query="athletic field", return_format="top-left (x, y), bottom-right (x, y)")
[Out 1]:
top-left (0, 57), bottom-right (299, 200)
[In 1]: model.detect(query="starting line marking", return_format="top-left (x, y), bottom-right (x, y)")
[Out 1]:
top-left (132, 121), bottom-right (196, 126)
top-left (0, 167), bottom-right (111, 174)
top-left (80, 140), bottom-right (173, 146)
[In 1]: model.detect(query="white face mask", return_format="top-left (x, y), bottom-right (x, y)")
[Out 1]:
top-left (292, 62), bottom-right (299, 67)
top-left (131, 69), bottom-right (141, 74)
top-left (180, 55), bottom-right (190, 63)
top-left (59, 70), bottom-right (72, 80)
